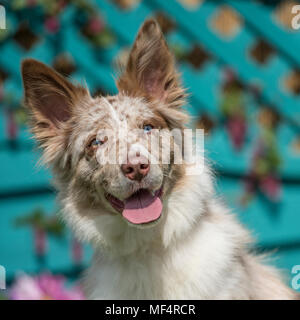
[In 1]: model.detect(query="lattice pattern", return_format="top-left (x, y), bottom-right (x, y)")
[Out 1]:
top-left (0, 0), bottom-right (300, 286)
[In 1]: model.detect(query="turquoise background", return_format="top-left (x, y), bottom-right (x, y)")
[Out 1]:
top-left (0, 0), bottom-right (299, 292)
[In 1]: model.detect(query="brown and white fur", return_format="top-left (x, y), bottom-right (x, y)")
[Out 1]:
top-left (21, 19), bottom-right (297, 299)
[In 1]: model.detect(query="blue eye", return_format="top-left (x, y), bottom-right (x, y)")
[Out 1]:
top-left (90, 138), bottom-right (105, 148)
top-left (92, 139), bottom-right (102, 146)
top-left (143, 124), bottom-right (153, 133)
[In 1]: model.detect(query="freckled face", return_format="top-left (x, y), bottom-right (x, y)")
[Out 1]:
top-left (69, 95), bottom-right (172, 209)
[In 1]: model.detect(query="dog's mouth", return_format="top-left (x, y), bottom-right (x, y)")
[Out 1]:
top-left (105, 187), bottom-right (163, 225)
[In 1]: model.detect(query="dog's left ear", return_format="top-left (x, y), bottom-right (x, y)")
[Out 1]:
top-left (117, 19), bottom-right (186, 109)
top-left (21, 59), bottom-right (89, 164)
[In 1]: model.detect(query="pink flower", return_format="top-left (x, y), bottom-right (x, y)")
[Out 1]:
top-left (10, 273), bottom-right (84, 300)
top-left (88, 17), bottom-right (104, 34)
top-left (10, 274), bottom-right (44, 300)
top-left (0, 85), bottom-right (3, 101)
top-left (27, 0), bottom-right (37, 7)
top-left (7, 110), bottom-right (18, 140)
top-left (260, 175), bottom-right (281, 201)
top-left (45, 16), bottom-right (60, 34)
top-left (226, 115), bottom-right (246, 150)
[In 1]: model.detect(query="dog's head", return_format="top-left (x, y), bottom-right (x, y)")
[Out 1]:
top-left (21, 19), bottom-right (189, 232)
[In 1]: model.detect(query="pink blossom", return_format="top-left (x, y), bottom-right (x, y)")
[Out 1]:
top-left (226, 115), bottom-right (246, 150)
top-left (45, 16), bottom-right (60, 34)
top-left (260, 175), bottom-right (281, 201)
top-left (88, 17), bottom-right (104, 34)
top-left (7, 110), bottom-right (18, 140)
top-left (27, 0), bottom-right (37, 7)
top-left (10, 273), bottom-right (85, 300)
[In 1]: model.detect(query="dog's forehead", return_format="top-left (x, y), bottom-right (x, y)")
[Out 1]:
top-left (92, 95), bottom-right (153, 125)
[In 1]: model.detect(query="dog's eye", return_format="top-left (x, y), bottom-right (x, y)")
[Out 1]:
top-left (89, 138), bottom-right (106, 149)
top-left (143, 124), bottom-right (153, 133)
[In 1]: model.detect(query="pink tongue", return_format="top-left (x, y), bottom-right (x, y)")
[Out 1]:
top-left (122, 189), bottom-right (162, 224)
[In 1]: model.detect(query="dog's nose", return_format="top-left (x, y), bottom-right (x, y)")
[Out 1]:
top-left (121, 159), bottom-right (150, 181)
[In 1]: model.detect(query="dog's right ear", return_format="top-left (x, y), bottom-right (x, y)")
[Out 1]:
top-left (117, 19), bottom-right (186, 109)
top-left (21, 59), bottom-right (88, 163)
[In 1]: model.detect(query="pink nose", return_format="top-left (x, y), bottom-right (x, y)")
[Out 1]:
top-left (121, 159), bottom-right (150, 181)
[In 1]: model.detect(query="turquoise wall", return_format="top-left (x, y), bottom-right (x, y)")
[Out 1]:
top-left (0, 0), bottom-right (299, 291)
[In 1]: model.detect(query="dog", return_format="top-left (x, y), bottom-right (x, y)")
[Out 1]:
top-left (21, 19), bottom-right (298, 299)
